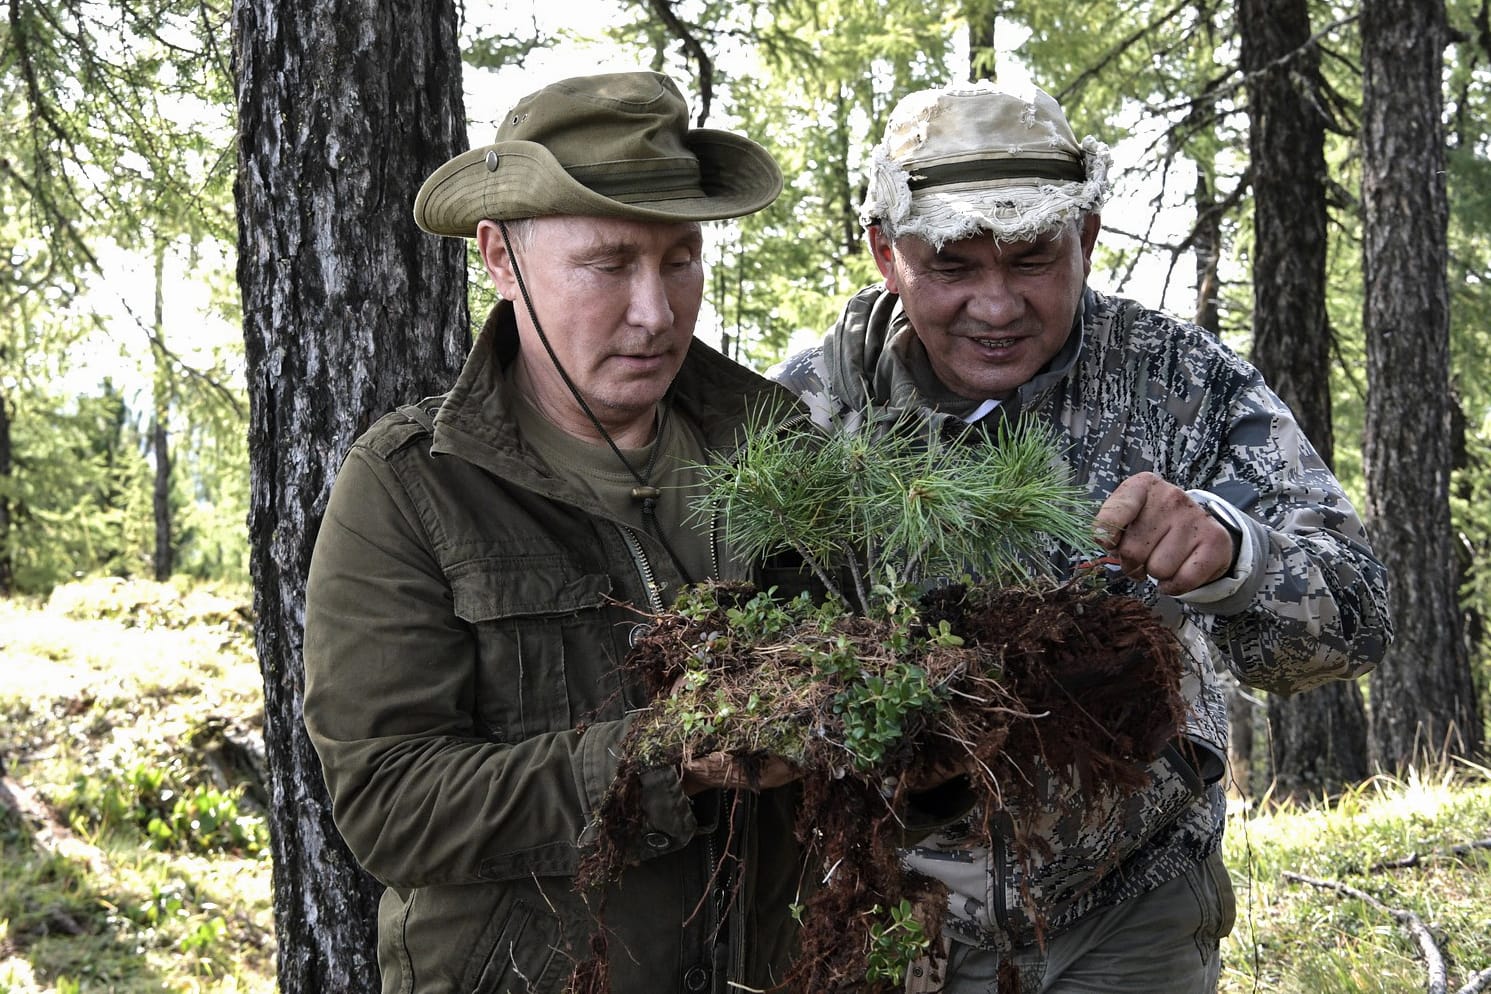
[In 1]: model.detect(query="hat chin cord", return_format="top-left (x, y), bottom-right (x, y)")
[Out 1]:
top-left (497, 220), bottom-right (695, 586)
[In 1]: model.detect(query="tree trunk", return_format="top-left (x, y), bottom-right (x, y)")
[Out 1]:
top-left (152, 417), bottom-right (172, 580)
top-left (0, 387), bottom-right (11, 596)
top-left (1240, 0), bottom-right (1370, 797)
top-left (152, 243), bottom-right (173, 582)
top-left (1193, 170), bottom-right (1221, 337)
top-left (231, 0), bottom-right (470, 988)
top-left (1361, 0), bottom-right (1481, 767)
top-left (964, 0), bottom-right (998, 81)
top-left (1194, 158), bottom-right (1262, 793)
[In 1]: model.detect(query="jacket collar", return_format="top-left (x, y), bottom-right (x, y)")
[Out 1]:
top-left (826, 284), bottom-right (1089, 422)
top-left (430, 301), bottom-right (798, 482)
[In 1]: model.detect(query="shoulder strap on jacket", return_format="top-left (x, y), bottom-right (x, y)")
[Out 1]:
top-left (396, 396), bottom-right (443, 435)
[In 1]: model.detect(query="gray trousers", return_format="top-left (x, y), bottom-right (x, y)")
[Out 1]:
top-left (912, 849), bottom-right (1236, 994)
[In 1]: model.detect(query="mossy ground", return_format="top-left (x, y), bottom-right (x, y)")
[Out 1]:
top-left (579, 577), bottom-right (1187, 993)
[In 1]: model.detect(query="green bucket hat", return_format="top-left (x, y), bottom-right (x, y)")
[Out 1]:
top-left (414, 71), bottom-right (784, 237)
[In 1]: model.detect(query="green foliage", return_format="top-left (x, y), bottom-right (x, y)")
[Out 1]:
top-left (2, 380), bottom-right (156, 591)
top-left (695, 407), bottom-right (1097, 612)
top-left (3, 0), bottom-right (244, 595)
top-left (830, 657), bottom-right (942, 770)
top-left (865, 899), bottom-right (931, 984)
top-left (61, 757), bottom-right (268, 857)
top-left (647, 582), bottom-right (967, 770)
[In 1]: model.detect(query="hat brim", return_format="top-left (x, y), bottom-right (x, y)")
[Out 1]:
top-left (891, 180), bottom-right (1101, 247)
top-left (414, 131), bottom-right (783, 237)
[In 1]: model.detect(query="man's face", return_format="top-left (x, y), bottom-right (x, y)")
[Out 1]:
top-left (869, 214), bottom-right (1099, 401)
top-left (478, 215), bottom-right (704, 443)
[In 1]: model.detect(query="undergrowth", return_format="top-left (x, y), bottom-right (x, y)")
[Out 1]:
top-left (0, 578), bottom-right (273, 994)
top-left (1222, 760), bottom-right (1491, 993)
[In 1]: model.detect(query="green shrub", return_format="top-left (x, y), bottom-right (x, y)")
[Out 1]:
top-left (64, 760), bottom-right (267, 856)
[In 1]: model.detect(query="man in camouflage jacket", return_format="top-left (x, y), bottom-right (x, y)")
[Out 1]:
top-left (768, 80), bottom-right (1392, 993)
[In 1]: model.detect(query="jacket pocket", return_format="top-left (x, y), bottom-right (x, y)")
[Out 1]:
top-left (997, 744), bottom-right (1204, 941)
top-left (464, 898), bottom-right (563, 994)
top-left (448, 554), bottom-right (616, 741)
top-left (385, 883), bottom-right (569, 994)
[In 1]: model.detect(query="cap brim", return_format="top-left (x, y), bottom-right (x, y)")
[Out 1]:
top-left (414, 131), bottom-right (783, 237)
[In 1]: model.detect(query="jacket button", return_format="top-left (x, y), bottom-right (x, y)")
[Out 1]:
top-left (683, 965), bottom-right (710, 991)
top-left (643, 831), bottom-right (672, 850)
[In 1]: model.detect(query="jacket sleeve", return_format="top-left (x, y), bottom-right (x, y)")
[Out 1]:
top-left (1179, 372), bottom-right (1394, 696)
top-left (302, 443), bottom-right (699, 890)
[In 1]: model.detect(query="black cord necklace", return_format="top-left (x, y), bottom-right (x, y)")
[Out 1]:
top-left (498, 220), bottom-right (695, 584)
top-left (630, 402), bottom-right (671, 515)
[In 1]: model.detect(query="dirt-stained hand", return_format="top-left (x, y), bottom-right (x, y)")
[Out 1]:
top-left (1093, 472), bottom-right (1235, 597)
top-left (680, 752), bottom-right (800, 796)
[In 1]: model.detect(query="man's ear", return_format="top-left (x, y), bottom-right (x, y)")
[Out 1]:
top-left (476, 220), bottom-right (518, 298)
top-left (866, 224), bottom-right (901, 292)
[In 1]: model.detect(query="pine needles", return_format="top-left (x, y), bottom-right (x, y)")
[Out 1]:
top-left (692, 407), bottom-right (1097, 612)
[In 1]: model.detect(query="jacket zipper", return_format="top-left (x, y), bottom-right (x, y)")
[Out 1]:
top-left (728, 794), bottom-right (751, 985)
top-left (990, 809), bottom-right (1015, 937)
top-left (709, 504), bottom-right (722, 582)
top-left (622, 520), bottom-right (728, 987)
top-left (618, 524), bottom-right (665, 613)
top-left (705, 808), bottom-right (722, 987)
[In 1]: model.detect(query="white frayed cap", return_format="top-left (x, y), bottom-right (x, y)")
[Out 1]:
top-left (860, 80), bottom-right (1112, 248)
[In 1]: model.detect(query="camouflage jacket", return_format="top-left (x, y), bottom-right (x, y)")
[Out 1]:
top-left (767, 284), bottom-right (1392, 951)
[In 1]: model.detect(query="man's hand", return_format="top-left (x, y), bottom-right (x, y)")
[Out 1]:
top-left (1093, 472), bottom-right (1235, 596)
top-left (680, 752), bottom-right (799, 795)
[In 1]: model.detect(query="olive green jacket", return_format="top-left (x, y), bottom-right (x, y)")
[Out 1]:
top-left (304, 305), bottom-right (806, 994)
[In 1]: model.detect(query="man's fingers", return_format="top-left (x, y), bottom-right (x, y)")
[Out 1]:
top-left (1093, 473), bottom-right (1159, 548)
top-left (682, 752), bottom-right (800, 794)
top-left (1092, 474), bottom-right (1236, 595)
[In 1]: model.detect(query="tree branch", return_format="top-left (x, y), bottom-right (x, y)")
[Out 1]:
top-left (1368, 838), bottom-right (1491, 873)
top-left (639, 0), bottom-right (715, 124)
top-left (1283, 870), bottom-right (1481, 994)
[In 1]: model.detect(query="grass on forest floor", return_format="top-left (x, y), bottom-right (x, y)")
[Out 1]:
top-left (0, 578), bottom-right (274, 994)
top-left (1221, 763), bottom-right (1491, 993)
top-left (0, 578), bottom-right (1488, 993)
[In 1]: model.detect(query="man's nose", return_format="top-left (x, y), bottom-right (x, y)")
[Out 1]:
top-left (627, 269), bottom-right (675, 332)
top-left (967, 270), bottom-right (1023, 325)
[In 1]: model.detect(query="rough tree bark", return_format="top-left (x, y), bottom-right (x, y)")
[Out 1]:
top-left (231, 0), bottom-right (470, 988)
top-left (1361, 0), bottom-right (1481, 767)
top-left (1240, 0), bottom-right (1369, 798)
top-left (1193, 170), bottom-right (1221, 337)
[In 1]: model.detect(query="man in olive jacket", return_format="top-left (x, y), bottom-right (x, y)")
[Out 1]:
top-left (303, 71), bottom-right (807, 994)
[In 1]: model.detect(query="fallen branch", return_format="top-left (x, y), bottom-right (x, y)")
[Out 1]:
top-left (1282, 870), bottom-right (1491, 994)
top-left (1457, 969), bottom-right (1491, 994)
top-left (1368, 839), bottom-right (1491, 873)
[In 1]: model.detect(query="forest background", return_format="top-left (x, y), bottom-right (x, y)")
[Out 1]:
top-left (4, 0), bottom-right (1491, 989)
